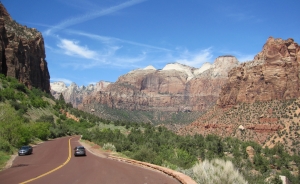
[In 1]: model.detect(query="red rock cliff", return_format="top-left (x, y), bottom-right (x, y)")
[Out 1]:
top-left (217, 37), bottom-right (300, 107)
top-left (0, 4), bottom-right (50, 92)
top-left (80, 57), bottom-right (238, 113)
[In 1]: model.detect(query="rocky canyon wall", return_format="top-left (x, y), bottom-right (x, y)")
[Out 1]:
top-left (77, 57), bottom-right (239, 113)
top-left (0, 4), bottom-right (50, 92)
top-left (217, 37), bottom-right (300, 107)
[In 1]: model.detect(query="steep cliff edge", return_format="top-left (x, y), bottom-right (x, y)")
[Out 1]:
top-left (179, 37), bottom-right (300, 152)
top-left (217, 37), bottom-right (300, 107)
top-left (0, 3), bottom-right (50, 92)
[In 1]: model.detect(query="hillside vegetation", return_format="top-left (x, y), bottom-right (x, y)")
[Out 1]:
top-left (179, 98), bottom-right (300, 156)
top-left (0, 74), bottom-right (299, 183)
top-left (81, 102), bottom-right (204, 126)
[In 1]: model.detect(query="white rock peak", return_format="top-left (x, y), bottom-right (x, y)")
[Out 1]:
top-left (162, 63), bottom-right (195, 81)
top-left (194, 62), bottom-right (212, 76)
top-left (50, 81), bottom-right (67, 92)
top-left (144, 65), bottom-right (156, 70)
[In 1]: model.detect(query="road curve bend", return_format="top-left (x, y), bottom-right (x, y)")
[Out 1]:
top-left (0, 136), bottom-right (191, 184)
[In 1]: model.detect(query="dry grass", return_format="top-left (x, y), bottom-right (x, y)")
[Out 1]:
top-left (191, 159), bottom-right (248, 184)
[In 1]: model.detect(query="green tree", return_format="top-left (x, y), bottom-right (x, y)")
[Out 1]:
top-left (0, 104), bottom-right (31, 147)
top-left (30, 122), bottom-right (51, 140)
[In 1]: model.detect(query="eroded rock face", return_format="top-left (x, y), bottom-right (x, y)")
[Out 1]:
top-left (178, 37), bottom-right (300, 147)
top-left (79, 58), bottom-right (238, 112)
top-left (187, 56), bottom-right (239, 111)
top-left (217, 37), bottom-right (300, 107)
top-left (0, 4), bottom-right (50, 92)
top-left (50, 81), bottom-right (111, 107)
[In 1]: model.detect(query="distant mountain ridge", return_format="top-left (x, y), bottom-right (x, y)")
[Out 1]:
top-left (51, 57), bottom-right (239, 123)
top-left (50, 81), bottom-right (111, 107)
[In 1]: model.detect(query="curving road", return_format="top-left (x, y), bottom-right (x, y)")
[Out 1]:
top-left (0, 136), bottom-right (180, 184)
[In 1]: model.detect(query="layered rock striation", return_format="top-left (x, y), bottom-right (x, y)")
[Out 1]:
top-left (78, 57), bottom-right (239, 112)
top-left (217, 37), bottom-right (300, 107)
top-left (179, 37), bottom-right (300, 147)
top-left (0, 4), bottom-right (50, 92)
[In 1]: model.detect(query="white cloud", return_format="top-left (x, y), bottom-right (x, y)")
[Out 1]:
top-left (57, 39), bottom-right (98, 59)
top-left (67, 30), bottom-right (171, 51)
top-left (175, 48), bottom-right (213, 68)
top-left (55, 37), bottom-right (146, 69)
top-left (45, 0), bottom-right (147, 35)
top-left (50, 78), bottom-right (73, 85)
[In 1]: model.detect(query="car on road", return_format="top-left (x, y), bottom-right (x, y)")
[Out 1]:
top-left (18, 145), bottom-right (33, 156)
top-left (74, 146), bottom-right (86, 156)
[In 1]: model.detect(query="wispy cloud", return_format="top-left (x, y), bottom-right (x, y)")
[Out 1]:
top-left (45, 0), bottom-right (147, 35)
top-left (57, 39), bottom-right (98, 59)
top-left (67, 30), bottom-right (172, 52)
top-left (61, 52), bottom-right (146, 70)
top-left (55, 36), bottom-right (146, 69)
top-left (175, 48), bottom-right (213, 68)
top-left (55, 35), bottom-right (214, 70)
top-left (50, 78), bottom-right (73, 85)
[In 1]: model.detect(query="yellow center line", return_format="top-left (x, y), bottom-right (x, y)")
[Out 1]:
top-left (20, 137), bottom-right (74, 184)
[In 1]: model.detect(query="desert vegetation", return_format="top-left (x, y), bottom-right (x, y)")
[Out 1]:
top-left (83, 102), bottom-right (204, 126)
top-left (0, 74), bottom-right (299, 183)
top-left (187, 159), bottom-right (248, 184)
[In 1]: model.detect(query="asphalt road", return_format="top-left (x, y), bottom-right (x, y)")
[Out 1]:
top-left (0, 136), bottom-right (180, 184)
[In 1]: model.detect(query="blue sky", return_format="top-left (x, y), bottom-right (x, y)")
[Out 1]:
top-left (2, 0), bottom-right (300, 86)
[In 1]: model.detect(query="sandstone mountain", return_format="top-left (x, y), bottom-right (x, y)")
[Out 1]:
top-left (217, 37), bottom-right (300, 107)
top-left (0, 4), bottom-right (50, 92)
top-left (50, 81), bottom-right (111, 107)
top-left (179, 37), bottom-right (300, 153)
top-left (50, 56), bottom-right (239, 124)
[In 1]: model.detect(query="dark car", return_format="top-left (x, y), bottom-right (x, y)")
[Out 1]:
top-left (74, 146), bottom-right (86, 156)
top-left (18, 145), bottom-right (33, 156)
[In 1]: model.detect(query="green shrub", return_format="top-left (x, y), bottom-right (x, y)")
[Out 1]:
top-left (0, 104), bottom-right (31, 147)
top-left (0, 138), bottom-right (14, 154)
top-left (102, 143), bottom-right (116, 152)
top-left (30, 122), bottom-right (51, 141)
top-left (9, 100), bottom-right (28, 113)
top-left (11, 83), bottom-right (27, 93)
top-left (30, 98), bottom-right (49, 108)
top-left (36, 115), bottom-right (54, 124)
top-left (0, 88), bottom-right (15, 100)
top-left (132, 147), bottom-right (158, 164)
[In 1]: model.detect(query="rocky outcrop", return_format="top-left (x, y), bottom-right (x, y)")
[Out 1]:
top-left (217, 37), bottom-right (300, 107)
top-left (187, 56), bottom-right (239, 111)
top-left (246, 146), bottom-right (255, 162)
top-left (0, 3), bottom-right (50, 92)
top-left (50, 81), bottom-right (111, 107)
top-left (179, 37), bottom-right (300, 148)
top-left (78, 57), bottom-right (239, 113)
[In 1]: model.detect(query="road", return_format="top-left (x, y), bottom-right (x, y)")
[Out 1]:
top-left (0, 136), bottom-right (181, 184)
